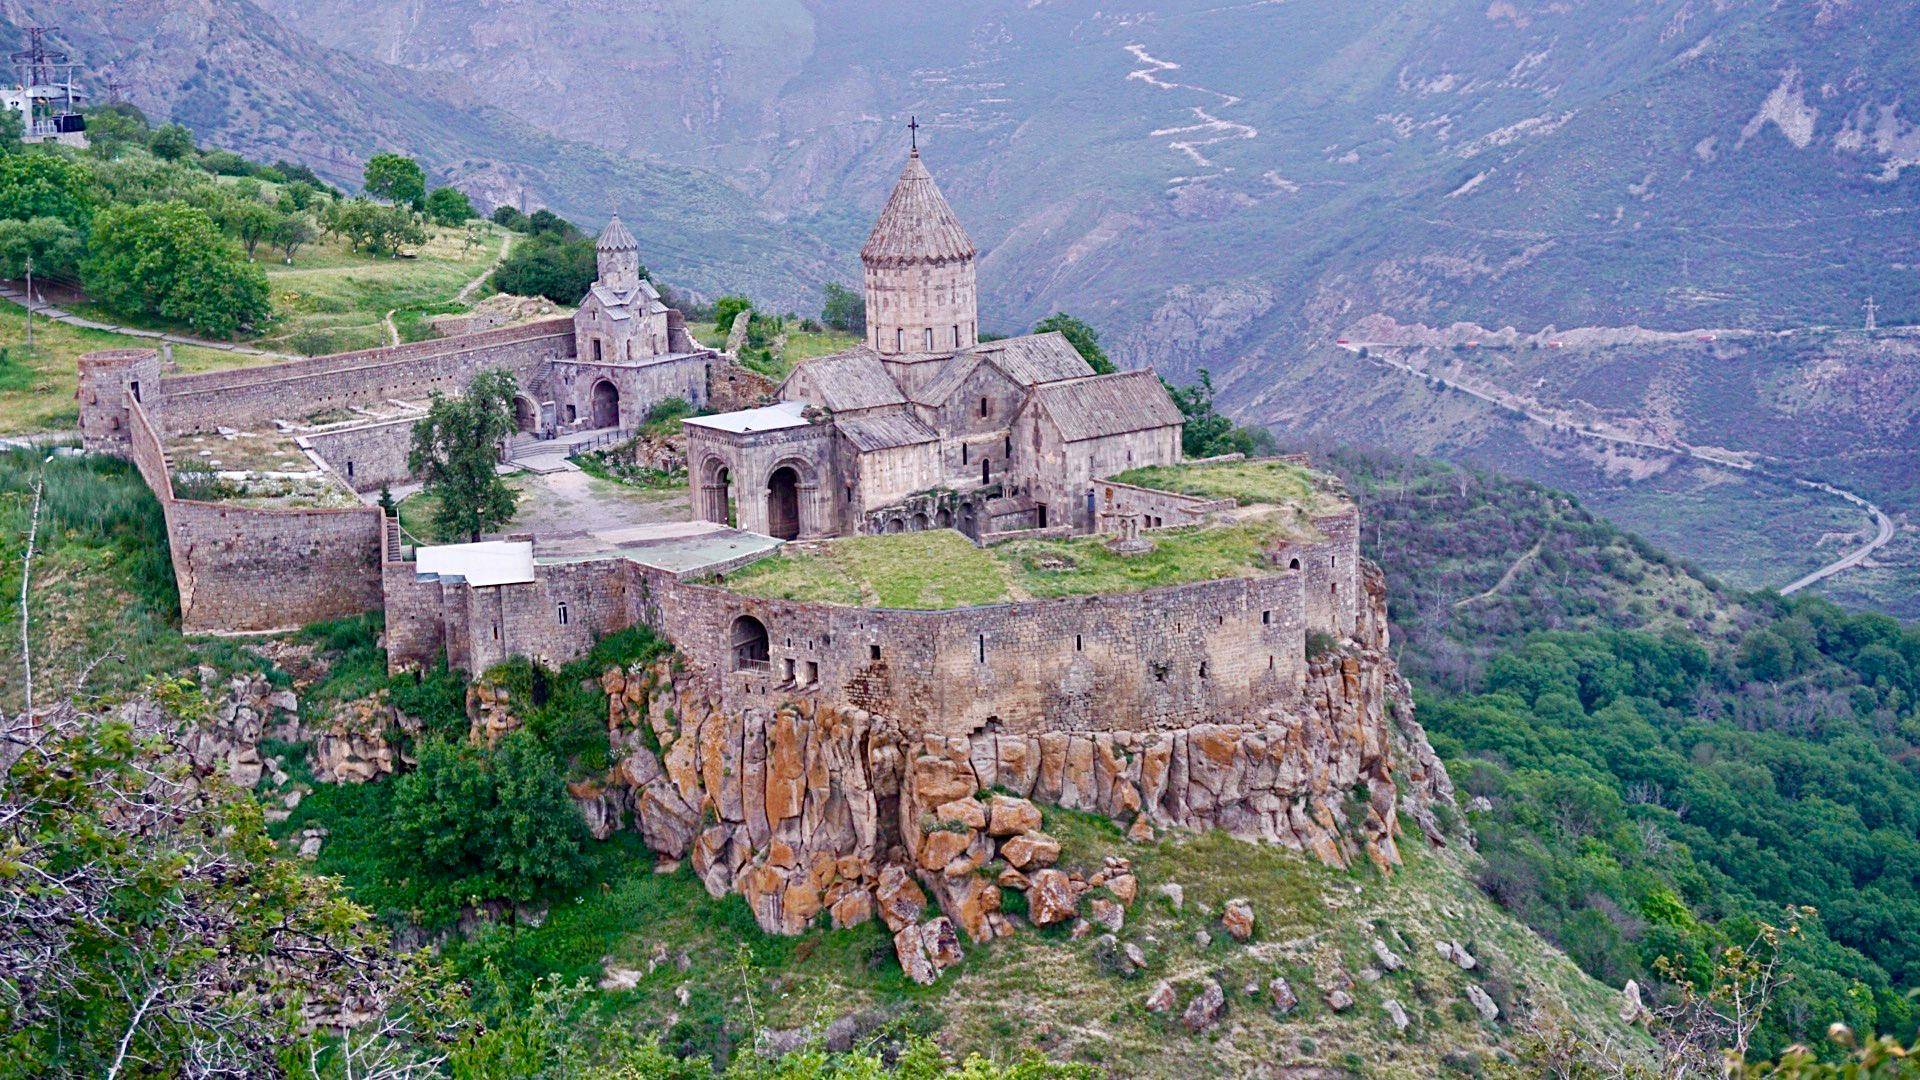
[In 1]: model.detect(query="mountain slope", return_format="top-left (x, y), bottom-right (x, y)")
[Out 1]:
top-left (6, 0), bottom-right (833, 301)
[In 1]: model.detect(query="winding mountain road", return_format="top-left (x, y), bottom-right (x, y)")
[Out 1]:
top-left (1340, 342), bottom-right (1896, 596)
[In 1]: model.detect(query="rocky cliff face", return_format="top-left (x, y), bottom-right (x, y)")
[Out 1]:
top-left (594, 558), bottom-right (1458, 965)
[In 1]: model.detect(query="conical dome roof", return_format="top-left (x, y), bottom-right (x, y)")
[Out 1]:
top-left (597, 215), bottom-right (638, 252)
top-left (860, 150), bottom-right (975, 269)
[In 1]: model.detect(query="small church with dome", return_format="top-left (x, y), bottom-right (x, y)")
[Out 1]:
top-left (682, 142), bottom-right (1187, 543)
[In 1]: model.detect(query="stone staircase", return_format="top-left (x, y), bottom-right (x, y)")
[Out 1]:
top-left (505, 433), bottom-right (579, 475)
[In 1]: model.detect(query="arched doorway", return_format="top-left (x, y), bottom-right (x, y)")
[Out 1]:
top-left (590, 380), bottom-right (620, 428)
top-left (911, 512), bottom-right (930, 531)
top-left (730, 615), bottom-right (769, 670)
top-left (767, 466), bottom-right (801, 541)
top-left (700, 458), bottom-right (737, 527)
top-left (513, 395), bottom-right (537, 433)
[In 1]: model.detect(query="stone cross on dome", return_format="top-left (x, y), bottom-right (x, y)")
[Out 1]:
top-left (908, 115), bottom-right (918, 154)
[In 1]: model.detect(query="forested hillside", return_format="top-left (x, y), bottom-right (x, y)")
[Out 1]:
top-left (1328, 449), bottom-right (1920, 1059)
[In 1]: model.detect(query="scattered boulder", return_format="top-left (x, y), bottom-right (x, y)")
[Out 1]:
top-left (1127, 817), bottom-right (1155, 843)
top-left (1619, 980), bottom-right (1649, 1026)
top-left (295, 827), bottom-right (327, 859)
top-left (1372, 937), bottom-right (1404, 972)
top-left (876, 865), bottom-right (928, 932)
top-left (597, 966), bottom-right (643, 992)
top-left (893, 916), bottom-right (964, 985)
top-left (1159, 882), bottom-right (1185, 911)
top-left (1027, 868), bottom-right (1078, 926)
top-left (935, 797), bottom-right (987, 831)
top-left (1145, 980), bottom-right (1176, 1013)
top-left (999, 830), bottom-right (1061, 870)
top-left (831, 888), bottom-right (874, 929)
top-left (1324, 988), bottom-right (1354, 1012)
top-left (1222, 897), bottom-right (1255, 942)
top-left (986, 794), bottom-right (1042, 836)
top-left (1106, 872), bottom-right (1139, 905)
top-left (1436, 940), bottom-right (1477, 970)
top-left (1087, 896), bottom-right (1125, 933)
top-left (1466, 984), bottom-right (1500, 1023)
top-left (1182, 978), bottom-right (1226, 1033)
top-left (1193, 929), bottom-right (1212, 948)
top-left (1383, 998), bottom-right (1410, 1033)
top-left (1268, 976), bottom-right (1298, 1013)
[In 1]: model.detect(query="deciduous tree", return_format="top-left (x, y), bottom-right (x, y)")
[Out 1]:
top-left (81, 201), bottom-right (270, 338)
top-left (407, 368), bottom-right (521, 542)
top-left (363, 151), bottom-right (427, 210)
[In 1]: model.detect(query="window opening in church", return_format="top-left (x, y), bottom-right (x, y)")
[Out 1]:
top-left (979, 396), bottom-right (988, 418)
top-left (557, 603), bottom-right (569, 626)
top-left (924, 327), bottom-right (934, 350)
top-left (953, 324), bottom-right (960, 347)
top-left (896, 328), bottom-right (904, 351)
top-left (593, 339), bottom-right (603, 362)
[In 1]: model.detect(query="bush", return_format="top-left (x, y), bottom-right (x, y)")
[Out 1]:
top-left (490, 234), bottom-right (596, 304)
top-left (424, 185), bottom-right (475, 226)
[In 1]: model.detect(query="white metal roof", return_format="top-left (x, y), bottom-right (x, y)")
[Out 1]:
top-left (682, 400), bottom-right (812, 435)
top-left (415, 540), bottom-right (536, 587)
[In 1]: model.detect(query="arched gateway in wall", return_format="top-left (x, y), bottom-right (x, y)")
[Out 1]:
top-left (590, 379), bottom-right (620, 428)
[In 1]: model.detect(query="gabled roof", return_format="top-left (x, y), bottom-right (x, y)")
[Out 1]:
top-left (1028, 371), bottom-right (1184, 442)
top-left (860, 150), bottom-right (976, 268)
top-left (781, 347), bottom-right (909, 412)
top-left (911, 332), bottom-right (1095, 407)
top-left (584, 278), bottom-right (663, 319)
top-left (836, 411), bottom-right (940, 453)
top-left (597, 215), bottom-right (638, 252)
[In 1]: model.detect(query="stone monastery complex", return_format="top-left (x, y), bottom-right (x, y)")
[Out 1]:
top-left (78, 142), bottom-right (1452, 946)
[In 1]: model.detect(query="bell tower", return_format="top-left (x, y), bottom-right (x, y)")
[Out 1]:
top-left (861, 120), bottom-right (978, 356)
top-left (595, 215), bottom-right (641, 294)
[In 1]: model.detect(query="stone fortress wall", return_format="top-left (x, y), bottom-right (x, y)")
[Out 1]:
top-left (122, 389), bottom-right (385, 633)
top-left (384, 498), bottom-right (1365, 738)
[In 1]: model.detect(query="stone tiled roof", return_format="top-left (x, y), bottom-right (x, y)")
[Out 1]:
top-left (1028, 371), bottom-right (1184, 442)
top-left (585, 278), bottom-right (663, 319)
top-left (597, 215), bottom-right (638, 252)
top-left (860, 150), bottom-right (976, 268)
top-left (836, 411), bottom-right (939, 452)
top-left (782, 347), bottom-right (909, 412)
top-left (910, 332), bottom-right (1094, 407)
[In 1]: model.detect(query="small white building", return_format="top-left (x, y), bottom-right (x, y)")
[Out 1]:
top-left (1, 83), bottom-right (87, 148)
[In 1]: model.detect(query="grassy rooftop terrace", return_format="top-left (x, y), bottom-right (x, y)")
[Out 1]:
top-left (718, 459), bottom-right (1348, 610)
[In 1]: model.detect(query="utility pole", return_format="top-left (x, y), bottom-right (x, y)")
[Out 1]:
top-left (24, 254), bottom-right (33, 348)
top-left (1864, 296), bottom-right (1878, 334)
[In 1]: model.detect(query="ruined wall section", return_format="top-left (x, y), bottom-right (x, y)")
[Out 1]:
top-left (151, 319), bottom-right (573, 434)
top-left (127, 396), bottom-right (384, 634)
top-left (300, 419), bottom-right (416, 493)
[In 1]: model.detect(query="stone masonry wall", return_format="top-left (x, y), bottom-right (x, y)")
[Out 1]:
top-left (127, 397), bottom-right (384, 634)
top-left (300, 419), bottom-right (417, 493)
top-left (599, 552), bottom-right (1456, 941)
top-left (151, 319), bottom-right (574, 435)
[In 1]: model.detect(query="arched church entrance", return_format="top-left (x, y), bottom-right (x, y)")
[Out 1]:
top-left (513, 395), bottom-right (538, 433)
top-left (699, 459), bottom-right (737, 527)
top-left (767, 466), bottom-right (801, 541)
top-left (590, 379), bottom-right (620, 428)
top-left (730, 615), bottom-right (770, 671)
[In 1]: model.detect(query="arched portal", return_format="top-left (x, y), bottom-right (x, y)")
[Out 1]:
top-left (590, 379), bottom-right (620, 428)
top-left (730, 615), bottom-right (770, 671)
top-left (513, 395), bottom-right (538, 433)
top-left (767, 466), bottom-right (801, 541)
top-left (699, 459), bottom-right (737, 527)
top-left (911, 512), bottom-right (930, 531)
